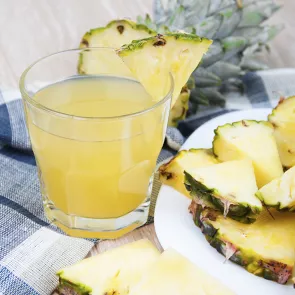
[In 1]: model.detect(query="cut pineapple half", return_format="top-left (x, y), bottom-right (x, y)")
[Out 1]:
top-left (159, 148), bottom-right (218, 198)
top-left (192, 204), bottom-right (295, 284)
top-left (129, 248), bottom-right (235, 295)
top-left (256, 165), bottom-right (295, 211)
top-left (57, 239), bottom-right (160, 295)
top-left (117, 33), bottom-right (212, 106)
top-left (213, 120), bottom-right (283, 188)
top-left (78, 20), bottom-right (155, 76)
top-left (185, 159), bottom-right (262, 223)
top-left (268, 96), bottom-right (295, 168)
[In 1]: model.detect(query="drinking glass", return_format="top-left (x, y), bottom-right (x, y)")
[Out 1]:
top-left (19, 48), bottom-right (173, 238)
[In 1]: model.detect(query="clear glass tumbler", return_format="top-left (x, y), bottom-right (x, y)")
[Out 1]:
top-left (20, 48), bottom-right (173, 238)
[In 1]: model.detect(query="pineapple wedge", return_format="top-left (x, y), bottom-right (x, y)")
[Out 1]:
top-left (256, 165), bottom-right (295, 211)
top-left (192, 204), bottom-right (295, 284)
top-left (213, 120), bottom-right (283, 188)
top-left (57, 239), bottom-right (160, 295)
top-left (117, 33), bottom-right (212, 106)
top-left (129, 248), bottom-right (235, 295)
top-left (78, 20), bottom-right (155, 76)
top-left (185, 159), bottom-right (262, 223)
top-left (268, 96), bottom-right (295, 168)
top-left (159, 148), bottom-right (218, 198)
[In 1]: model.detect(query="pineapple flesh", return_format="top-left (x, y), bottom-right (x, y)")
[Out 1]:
top-left (213, 120), bottom-right (283, 188)
top-left (185, 159), bottom-right (262, 223)
top-left (256, 165), bottom-right (295, 211)
top-left (191, 204), bottom-right (295, 284)
top-left (129, 248), bottom-right (235, 295)
top-left (117, 33), bottom-right (212, 106)
top-left (268, 96), bottom-right (295, 168)
top-left (57, 239), bottom-right (160, 295)
top-left (168, 85), bottom-right (190, 127)
top-left (159, 148), bottom-right (218, 198)
top-left (78, 20), bottom-right (155, 76)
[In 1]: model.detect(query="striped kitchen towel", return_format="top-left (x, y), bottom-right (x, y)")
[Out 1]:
top-left (1, 69), bottom-right (295, 295)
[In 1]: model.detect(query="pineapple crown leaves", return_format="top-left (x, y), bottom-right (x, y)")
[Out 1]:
top-left (137, 0), bottom-right (283, 113)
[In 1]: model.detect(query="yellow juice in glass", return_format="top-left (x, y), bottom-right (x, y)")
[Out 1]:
top-left (26, 75), bottom-right (168, 237)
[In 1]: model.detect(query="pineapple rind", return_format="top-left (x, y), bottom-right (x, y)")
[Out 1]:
top-left (58, 278), bottom-right (90, 295)
top-left (118, 33), bottom-right (210, 57)
top-left (80, 19), bottom-right (156, 48)
top-left (184, 171), bottom-right (260, 224)
top-left (193, 205), bottom-right (293, 284)
top-left (159, 148), bottom-right (218, 198)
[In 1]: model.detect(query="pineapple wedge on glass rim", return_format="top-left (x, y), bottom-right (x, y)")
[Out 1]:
top-left (159, 148), bottom-right (218, 198)
top-left (191, 204), bottom-right (295, 284)
top-left (78, 19), bottom-right (156, 77)
top-left (117, 33), bottom-right (212, 107)
top-left (57, 239), bottom-right (160, 295)
top-left (213, 120), bottom-right (283, 188)
top-left (185, 159), bottom-right (262, 223)
top-left (268, 96), bottom-right (295, 168)
top-left (256, 165), bottom-right (295, 211)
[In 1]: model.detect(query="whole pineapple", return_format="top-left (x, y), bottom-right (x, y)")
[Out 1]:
top-left (137, 0), bottom-right (283, 120)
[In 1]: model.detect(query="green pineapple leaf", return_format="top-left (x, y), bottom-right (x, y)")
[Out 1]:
top-left (239, 1), bottom-right (281, 27)
top-left (194, 67), bottom-right (222, 87)
top-left (208, 61), bottom-right (243, 80)
top-left (222, 36), bottom-right (248, 60)
top-left (240, 55), bottom-right (268, 71)
top-left (214, 6), bottom-right (242, 39)
top-left (201, 41), bottom-right (224, 67)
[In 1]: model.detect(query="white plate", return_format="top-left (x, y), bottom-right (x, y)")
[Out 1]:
top-left (155, 108), bottom-right (294, 295)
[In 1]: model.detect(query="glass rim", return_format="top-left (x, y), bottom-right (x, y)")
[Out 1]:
top-left (19, 47), bottom-right (174, 121)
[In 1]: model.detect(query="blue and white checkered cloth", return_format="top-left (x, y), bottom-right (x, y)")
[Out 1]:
top-left (1, 69), bottom-right (295, 294)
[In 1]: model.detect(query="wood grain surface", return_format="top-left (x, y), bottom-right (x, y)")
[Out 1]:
top-left (1, 0), bottom-right (294, 255)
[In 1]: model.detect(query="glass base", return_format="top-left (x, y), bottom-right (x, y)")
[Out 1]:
top-left (44, 198), bottom-right (150, 239)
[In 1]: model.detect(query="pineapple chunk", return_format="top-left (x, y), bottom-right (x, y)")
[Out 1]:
top-left (213, 120), bottom-right (283, 188)
top-left (159, 149), bottom-right (218, 198)
top-left (57, 239), bottom-right (160, 295)
top-left (185, 159), bottom-right (262, 223)
top-left (78, 20), bottom-right (155, 76)
top-left (268, 96), bottom-right (295, 168)
top-left (256, 165), bottom-right (295, 211)
top-left (129, 248), bottom-right (235, 295)
top-left (117, 33), bottom-right (212, 106)
top-left (193, 205), bottom-right (295, 284)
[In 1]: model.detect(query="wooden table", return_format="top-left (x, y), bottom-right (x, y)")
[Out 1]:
top-left (0, 0), bottom-right (294, 254)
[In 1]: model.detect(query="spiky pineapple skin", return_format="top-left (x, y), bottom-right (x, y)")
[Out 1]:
top-left (159, 148), bottom-right (218, 198)
top-left (118, 33), bottom-right (210, 56)
top-left (184, 171), bottom-right (258, 223)
top-left (80, 19), bottom-right (156, 49)
top-left (57, 279), bottom-right (90, 295)
top-left (192, 204), bottom-right (293, 284)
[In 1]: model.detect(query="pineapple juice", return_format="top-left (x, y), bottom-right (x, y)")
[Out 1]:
top-left (28, 76), bottom-right (165, 221)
